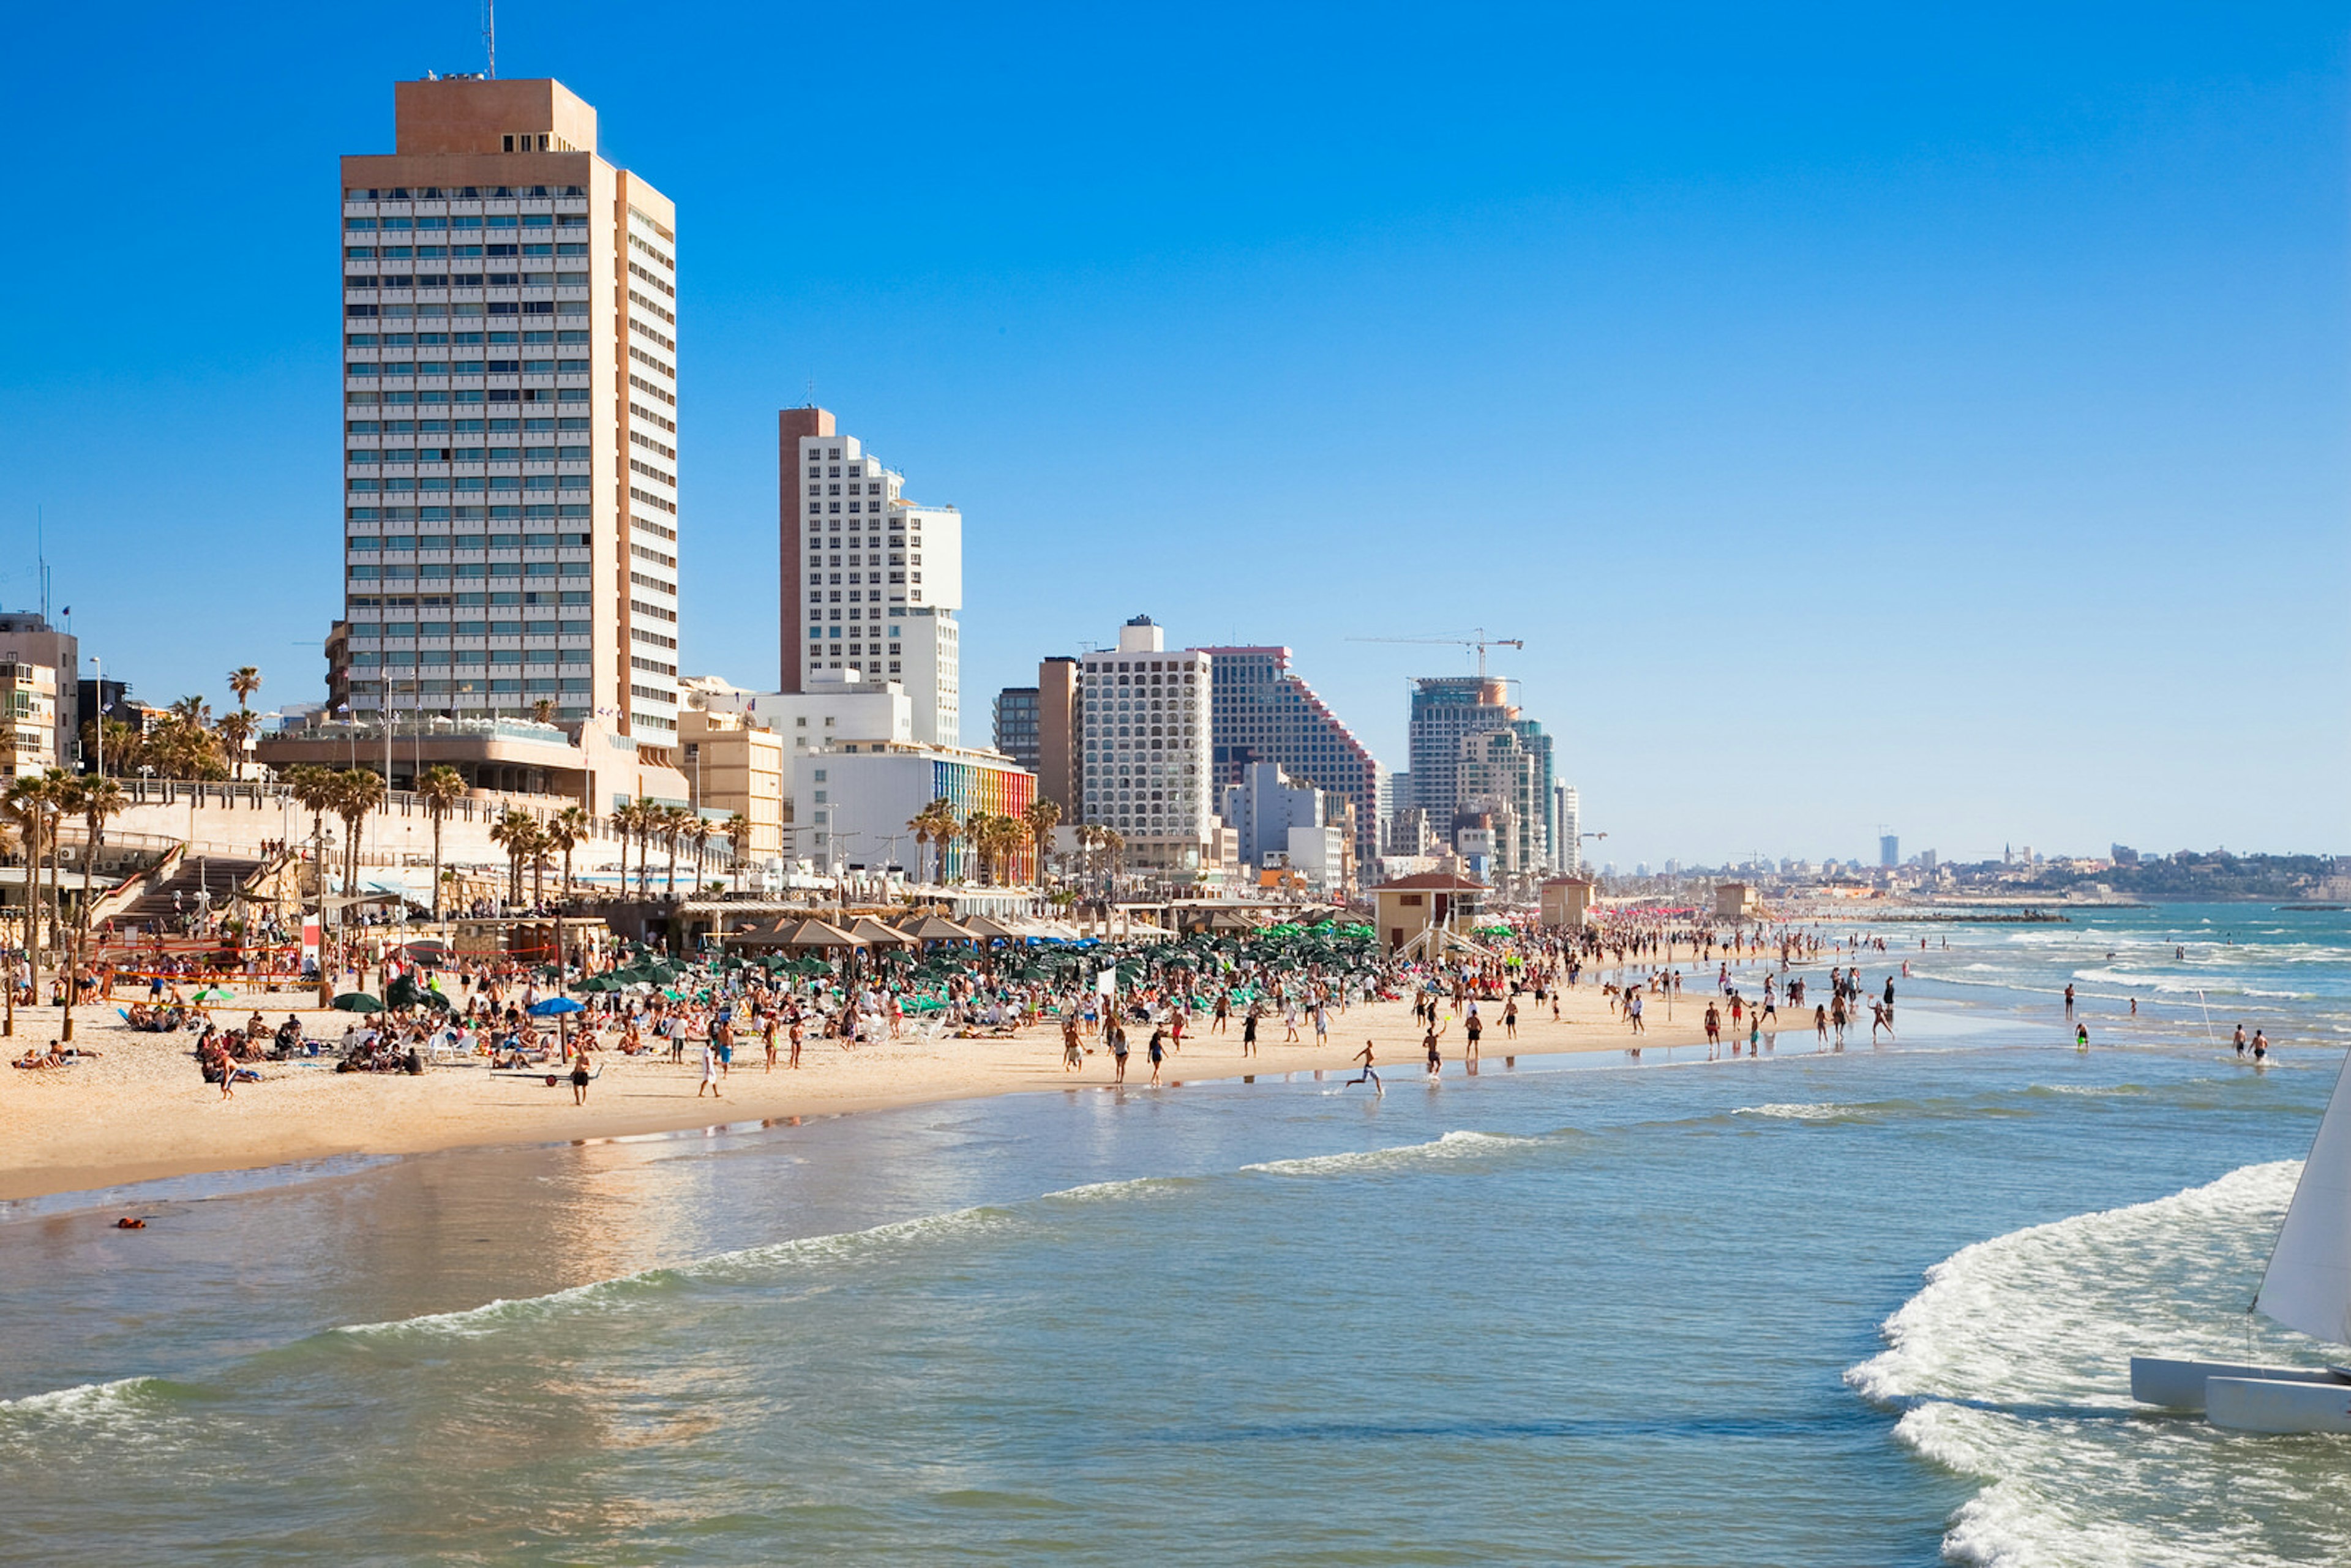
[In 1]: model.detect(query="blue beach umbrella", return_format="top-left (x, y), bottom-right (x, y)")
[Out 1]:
top-left (528, 997), bottom-right (587, 1016)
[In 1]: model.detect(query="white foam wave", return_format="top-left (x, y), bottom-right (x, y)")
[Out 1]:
top-left (1848, 1162), bottom-right (2351, 1566)
top-left (1242, 1129), bottom-right (1542, 1177)
top-left (332, 1204), bottom-right (1022, 1341)
top-left (1734, 1102), bottom-right (1860, 1121)
top-left (0, 1376), bottom-right (161, 1419)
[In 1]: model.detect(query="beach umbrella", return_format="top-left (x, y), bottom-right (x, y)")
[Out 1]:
top-left (528, 996), bottom-right (586, 1016)
top-left (332, 992), bottom-right (384, 1013)
top-left (190, 985), bottom-right (236, 1002)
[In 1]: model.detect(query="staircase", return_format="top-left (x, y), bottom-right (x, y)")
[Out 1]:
top-left (113, 853), bottom-right (267, 932)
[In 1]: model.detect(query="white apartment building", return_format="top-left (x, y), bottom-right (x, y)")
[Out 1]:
top-left (778, 410), bottom-right (963, 747)
top-left (336, 78), bottom-right (683, 760)
top-left (1558, 784), bottom-right (1581, 874)
top-left (686, 669), bottom-right (913, 754)
top-left (1078, 616), bottom-right (1215, 872)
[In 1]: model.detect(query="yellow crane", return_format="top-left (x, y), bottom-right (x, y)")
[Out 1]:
top-left (1346, 628), bottom-right (1525, 679)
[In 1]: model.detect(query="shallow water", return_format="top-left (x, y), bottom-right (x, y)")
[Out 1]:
top-left (2, 903), bottom-right (2345, 1565)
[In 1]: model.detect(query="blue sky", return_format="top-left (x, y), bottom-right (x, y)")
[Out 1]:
top-left (2, 2), bottom-right (2343, 866)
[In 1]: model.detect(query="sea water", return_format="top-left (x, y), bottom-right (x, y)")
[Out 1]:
top-left (1, 903), bottom-right (2345, 1566)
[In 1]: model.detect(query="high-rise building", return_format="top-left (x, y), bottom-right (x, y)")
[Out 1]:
top-left (1406, 676), bottom-right (1515, 819)
top-left (1880, 833), bottom-right (1900, 869)
top-left (1034, 656), bottom-right (1082, 816)
top-left (1456, 727), bottom-right (1547, 877)
top-left (1558, 784), bottom-right (1581, 873)
top-left (1202, 645), bottom-right (1385, 882)
top-left (778, 409), bottom-right (963, 745)
top-left (992, 686), bottom-right (1040, 771)
top-left (0, 613), bottom-right (78, 768)
top-left (1078, 617), bottom-right (1214, 872)
top-left (334, 77), bottom-right (681, 757)
top-left (1509, 718), bottom-right (1556, 869)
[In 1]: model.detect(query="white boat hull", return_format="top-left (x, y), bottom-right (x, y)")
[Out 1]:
top-left (2209, 1375), bottom-right (2351, 1434)
top-left (2128, 1356), bottom-right (2346, 1411)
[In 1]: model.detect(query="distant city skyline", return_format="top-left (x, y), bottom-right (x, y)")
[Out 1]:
top-left (1, 4), bottom-right (2344, 865)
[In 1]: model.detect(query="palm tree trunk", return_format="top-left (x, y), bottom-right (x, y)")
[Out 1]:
top-left (430, 817), bottom-right (444, 921)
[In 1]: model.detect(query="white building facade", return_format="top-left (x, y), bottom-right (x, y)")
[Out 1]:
top-left (1078, 617), bottom-right (1214, 872)
top-left (782, 416), bottom-right (962, 747)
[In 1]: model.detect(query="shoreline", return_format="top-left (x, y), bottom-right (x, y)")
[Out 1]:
top-left (2, 981), bottom-right (1730, 1203)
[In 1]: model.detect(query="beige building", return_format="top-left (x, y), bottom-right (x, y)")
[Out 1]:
top-left (1371, 871), bottom-right (1488, 959)
top-left (0, 660), bottom-right (59, 779)
top-left (679, 708), bottom-right (785, 859)
top-left (0, 614), bottom-right (77, 768)
top-left (332, 77), bottom-right (683, 767)
top-left (1539, 876), bottom-right (1594, 929)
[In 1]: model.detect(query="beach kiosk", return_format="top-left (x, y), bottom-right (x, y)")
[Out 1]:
top-left (1714, 882), bottom-right (1761, 921)
top-left (1539, 876), bottom-right (1595, 931)
top-left (1372, 871), bottom-right (1490, 959)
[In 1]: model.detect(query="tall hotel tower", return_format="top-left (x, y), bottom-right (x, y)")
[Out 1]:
top-left (778, 407), bottom-right (963, 746)
top-left (335, 78), bottom-right (682, 756)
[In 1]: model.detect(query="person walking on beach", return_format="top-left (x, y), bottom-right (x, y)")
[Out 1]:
top-left (1242, 1006), bottom-right (1259, 1058)
top-left (788, 1013), bottom-right (805, 1069)
top-left (1148, 1025), bottom-right (1168, 1086)
top-left (2064, 983), bottom-right (2075, 1016)
top-left (1882, 977), bottom-right (1895, 1023)
top-left (763, 1011), bottom-right (780, 1073)
top-left (1063, 1015), bottom-right (1086, 1072)
top-left (1703, 1002), bottom-right (1721, 1057)
top-left (1213, 992), bottom-right (1231, 1034)
top-left (1502, 998), bottom-right (1518, 1040)
top-left (2233, 1024), bottom-right (2248, 1058)
top-left (1464, 1004), bottom-right (1483, 1067)
top-left (1626, 989), bottom-right (1644, 1035)
top-left (1815, 1003), bottom-right (1829, 1048)
top-left (571, 1052), bottom-right (592, 1105)
top-left (1424, 1022), bottom-right (1444, 1080)
top-left (1109, 1019), bottom-right (1130, 1082)
top-left (1348, 1040), bottom-right (1382, 1095)
top-left (2252, 1029), bottom-right (2269, 1064)
top-left (697, 1038), bottom-right (722, 1098)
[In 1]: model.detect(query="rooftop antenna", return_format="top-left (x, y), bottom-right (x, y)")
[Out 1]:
top-left (36, 505), bottom-right (47, 621)
top-left (483, 0), bottom-right (497, 79)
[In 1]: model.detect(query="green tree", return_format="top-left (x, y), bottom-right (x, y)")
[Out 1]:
top-left (416, 765), bottom-right (467, 920)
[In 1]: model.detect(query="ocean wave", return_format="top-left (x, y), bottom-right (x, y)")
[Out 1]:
top-left (330, 1205), bottom-right (1026, 1343)
top-left (1242, 1130), bottom-right (1544, 1177)
top-left (1733, 1102), bottom-right (1865, 1122)
top-left (1848, 1162), bottom-right (2341, 1567)
top-left (0, 1376), bottom-right (212, 1455)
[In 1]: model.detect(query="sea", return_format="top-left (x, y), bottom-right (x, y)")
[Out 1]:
top-left (3, 902), bottom-right (2348, 1566)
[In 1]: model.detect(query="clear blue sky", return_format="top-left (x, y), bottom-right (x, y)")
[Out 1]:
top-left (2, 2), bottom-right (2343, 867)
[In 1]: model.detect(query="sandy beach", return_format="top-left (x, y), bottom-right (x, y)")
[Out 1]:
top-left (0, 970), bottom-right (1774, 1201)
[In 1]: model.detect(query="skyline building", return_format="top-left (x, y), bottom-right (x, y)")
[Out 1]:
top-left (992, 685), bottom-right (1040, 771)
top-left (1078, 617), bottom-right (1214, 872)
top-left (1405, 676), bottom-right (1517, 822)
top-left (1558, 784), bottom-right (1581, 874)
top-left (777, 408), bottom-right (963, 746)
top-left (1033, 656), bottom-right (1082, 817)
top-left (1201, 645), bottom-right (1385, 883)
top-left (333, 77), bottom-right (682, 757)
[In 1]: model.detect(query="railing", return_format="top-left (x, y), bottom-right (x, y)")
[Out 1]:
top-left (97, 776), bottom-right (742, 872)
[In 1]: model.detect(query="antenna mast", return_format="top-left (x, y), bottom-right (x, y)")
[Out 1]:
top-left (484, 0), bottom-right (497, 78)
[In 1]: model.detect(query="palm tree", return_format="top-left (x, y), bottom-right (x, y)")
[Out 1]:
top-left (526, 822), bottom-right (552, 913)
top-left (490, 808), bottom-right (538, 909)
top-left (226, 667), bottom-right (261, 776)
top-left (4, 773), bottom-right (56, 1007)
top-left (416, 765), bottom-right (467, 920)
top-left (724, 812), bottom-right (751, 869)
top-left (61, 776), bottom-right (125, 1043)
top-left (606, 800), bottom-right (639, 895)
top-left (547, 805), bottom-right (590, 905)
top-left (333, 769), bottom-right (385, 900)
top-left (633, 797), bottom-right (660, 896)
top-left (661, 805), bottom-right (688, 898)
top-left (530, 697), bottom-right (557, 726)
top-left (688, 816), bottom-right (713, 888)
top-left (1022, 798), bottom-right (1061, 887)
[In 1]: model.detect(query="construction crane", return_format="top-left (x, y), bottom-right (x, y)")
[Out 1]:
top-left (1346, 628), bottom-right (1525, 680)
